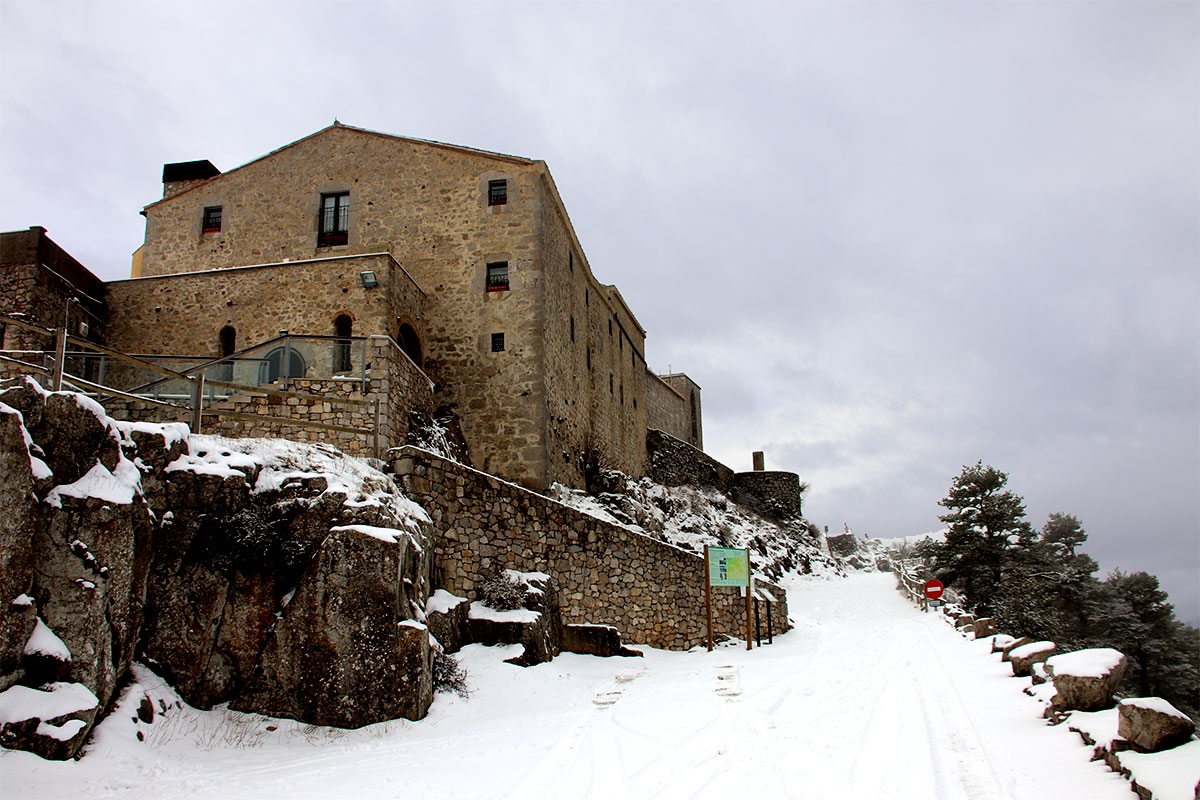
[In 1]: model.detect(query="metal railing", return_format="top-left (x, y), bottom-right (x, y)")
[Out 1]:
top-left (0, 314), bottom-right (382, 457)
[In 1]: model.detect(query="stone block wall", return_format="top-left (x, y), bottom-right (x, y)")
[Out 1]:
top-left (646, 428), bottom-right (735, 493)
top-left (647, 373), bottom-right (702, 450)
top-left (1, 227), bottom-right (108, 353)
top-left (391, 447), bottom-right (789, 650)
top-left (735, 470), bottom-right (804, 520)
top-left (105, 253), bottom-right (413, 360)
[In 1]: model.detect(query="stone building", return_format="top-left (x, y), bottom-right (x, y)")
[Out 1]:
top-left (3, 123), bottom-right (703, 492)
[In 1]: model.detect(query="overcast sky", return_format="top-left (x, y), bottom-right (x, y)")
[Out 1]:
top-left (2, 0), bottom-right (1197, 622)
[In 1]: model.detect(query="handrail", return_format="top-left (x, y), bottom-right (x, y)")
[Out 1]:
top-left (1, 314), bottom-right (383, 456)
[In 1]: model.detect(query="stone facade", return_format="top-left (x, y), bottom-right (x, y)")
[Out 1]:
top-left (133, 123), bottom-right (657, 491)
top-left (391, 447), bottom-right (789, 650)
top-left (0, 227), bottom-right (107, 353)
top-left (646, 373), bottom-right (703, 449)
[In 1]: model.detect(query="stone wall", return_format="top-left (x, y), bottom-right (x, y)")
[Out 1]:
top-left (105, 253), bottom-right (418, 360)
top-left (735, 470), bottom-right (804, 520)
top-left (1, 227), bottom-right (108, 352)
top-left (391, 446), bottom-right (788, 650)
top-left (646, 428), bottom-right (735, 494)
top-left (647, 373), bottom-right (703, 450)
top-left (135, 123), bottom-right (652, 492)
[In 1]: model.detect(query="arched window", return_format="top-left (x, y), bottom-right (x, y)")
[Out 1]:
top-left (334, 314), bottom-right (353, 374)
top-left (260, 347), bottom-right (306, 384)
top-left (398, 322), bottom-right (423, 367)
top-left (218, 326), bottom-right (236, 381)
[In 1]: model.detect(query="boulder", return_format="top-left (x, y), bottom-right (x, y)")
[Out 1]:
top-left (1001, 636), bottom-right (1034, 662)
top-left (991, 634), bottom-right (1017, 654)
top-left (233, 524), bottom-right (433, 727)
top-left (973, 617), bottom-right (997, 638)
top-left (1046, 648), bottom-right (1126, 712)
top-left (1117, 697), bottom-right (1196, 752)
top-left (425, 589), bottom-right (471, 654)
top-left (562, 624), bottom-right (643, 658)
top-left (954, 613), bottom-right (977, 629)
top-left (1009, 641), bottom-right (1056, 677)
top-left (1031, 662), bottom-right (1049, 686)
top-left (0, 681), bottom-right (99, 760)
top-left (0, 405), bottom-right (38, 692)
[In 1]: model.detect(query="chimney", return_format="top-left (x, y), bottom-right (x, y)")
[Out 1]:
top-left (752, 451), bottom-right (765, 471)
top-left (161, 160), bottom-right (221, 199)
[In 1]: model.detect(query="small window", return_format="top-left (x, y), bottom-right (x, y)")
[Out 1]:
top-left (609, 318), bottom-right (613, 336)
top-left (569, 251), bottom-right (574, 272)
top-left (319, 192), bottom-right (350, 246)
top-left (486, 261), bottom-right (509, 292)
top-left (488, 179), bottom-right (507, 206)
top-left (585, 288), bottom-right (589, 307)
top-left (491, 332), bottom-right (505, 352)
top-left (202, 206), bottom-right (222, 234)
top-left (609, 373), bottom-right (614, 394)
top-left (570, 315), bottom-right (575, 343)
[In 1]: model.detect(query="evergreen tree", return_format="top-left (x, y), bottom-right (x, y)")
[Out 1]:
top-left (930, 462), bottom-right (1032, 614)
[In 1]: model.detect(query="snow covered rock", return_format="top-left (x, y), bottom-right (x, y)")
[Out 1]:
top-left (1117, 697), bottom-right (1195, 752)
top-left (990, 634), bottom-right (1017, 654)
top-left (972, 617), bottom-right (997, 638)
top-left (426, 589), bottom-right (471, 654)
top-left (468, 571), bottom-right (563, 667)
top-left (0, 681), bottom-right (99, 760)
top-left (233, 523), bottom-right (434, 726)
top-left (954, 613), bottom-right (976, 629)
top-left (1000, 636), bottom-right (1034, 662)
top-left (0, 403), bottom-right (39, 692)
top-left (1045, 648), bottom-right (1126, 712)
top-left (562, 624), bottom-right (643, 658)
top-left (1009, 641), bottom-right (1056, 677)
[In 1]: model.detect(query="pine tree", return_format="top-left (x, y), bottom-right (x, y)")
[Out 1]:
top-left (930, 462), bottom-right (1032, 614)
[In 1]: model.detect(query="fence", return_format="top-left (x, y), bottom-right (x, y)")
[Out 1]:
top-left (0, 314), bottom-right (383, 457)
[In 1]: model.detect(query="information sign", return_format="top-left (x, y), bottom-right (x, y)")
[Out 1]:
top-left (707, 547), bottom-right (750, 587)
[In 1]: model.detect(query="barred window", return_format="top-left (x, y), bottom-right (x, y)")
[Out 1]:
top-left (491, 332), bottom-right (505, 352)
top-left (202, 206), bottom-right (222, 234)
top-left (486, 261), bottom-right (509, 292)
top-left (488, 179), bottom-right (507, 206)
top-left (318, 192), bottom-right (350, 246)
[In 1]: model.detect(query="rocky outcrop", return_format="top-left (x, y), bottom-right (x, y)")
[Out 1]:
top-left (1045, 648), bottom-right (1126, 712)
top-left (0, 378), bottom-right (436, 758)
top-left (1117, 697), bottom-right (1196, 752)
top-left (563, 625), bottom-right (644, 658)
top-left (972, 617), bottom-right (997, 639)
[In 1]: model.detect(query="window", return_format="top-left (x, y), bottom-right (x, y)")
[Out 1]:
top-left (202, 206), bottom-right (222, 234)
top-left (491, 332), bottom-right (505, 352)
top-left (486, 261), bottom-right (509, 292)
top-left (570, 315), bottom-right (575, 343)
top-left (218, 325), bottom-right (236, 381)
top-left (569, 251), bottom-right (574, 272)
top-left (488, 179), bottom-right (507, 206)
top-left (318, 192), bottom-right (350, 246)
top-left (609, 373), bottom-right (614, 394)
top-left (609, 318), bottom-right (613, 336)
top-left (260, 347), bottom-right (306, 384)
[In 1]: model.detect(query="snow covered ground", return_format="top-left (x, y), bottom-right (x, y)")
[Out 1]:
top-left (3, 571), bottom-right (1185, 799)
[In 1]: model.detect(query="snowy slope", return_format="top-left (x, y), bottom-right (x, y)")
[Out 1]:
top-left (5, 571), bottom-right (1176, 800)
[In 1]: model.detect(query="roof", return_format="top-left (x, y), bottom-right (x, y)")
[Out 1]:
top-left (143, 121), bottom-right (538, 211)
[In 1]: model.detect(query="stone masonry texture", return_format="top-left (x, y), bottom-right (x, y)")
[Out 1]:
top-left (391, 446), bottom-right (789, 650)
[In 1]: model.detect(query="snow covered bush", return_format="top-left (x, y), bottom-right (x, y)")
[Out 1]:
top-left (432, 650), bottom-right (471, 698)
top-left (479, 571), bottom-right (526, 611)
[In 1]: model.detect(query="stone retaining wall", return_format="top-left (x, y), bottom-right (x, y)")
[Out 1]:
top-left (390, 446), bottom-right (789, 650)
top-left (735, 470), bottom-right (803, 519)
top-left (646, 428), bottom-right (735, 493)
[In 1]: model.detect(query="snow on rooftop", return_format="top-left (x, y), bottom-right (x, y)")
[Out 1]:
top-left (24, 618), bottom-right (71, 661)
top-left (1046, 647), bottom-right (1124, 678)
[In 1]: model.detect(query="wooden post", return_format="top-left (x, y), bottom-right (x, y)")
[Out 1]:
top-left (767, 600), bottom-right (773, 644)
top-left (190, 374), bottom-right (205, 434)
top-left (754, 597), bottom-right (761, 647)
top-left (704, 545), bottom-right (714, 652)
top-left (51, 327), bottom-right (67, 391)
top-left (745, 565), bottom-right (753, 650)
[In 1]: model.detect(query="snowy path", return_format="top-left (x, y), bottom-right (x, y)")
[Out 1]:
top-left (4, 572), bottom-right (1134, 799)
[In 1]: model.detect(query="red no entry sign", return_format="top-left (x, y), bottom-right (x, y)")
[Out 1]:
top-left (924, 579), bottom-right (945, 600)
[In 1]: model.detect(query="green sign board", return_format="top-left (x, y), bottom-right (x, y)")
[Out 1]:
top-left (707, 547), bottom-right (750, 587)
